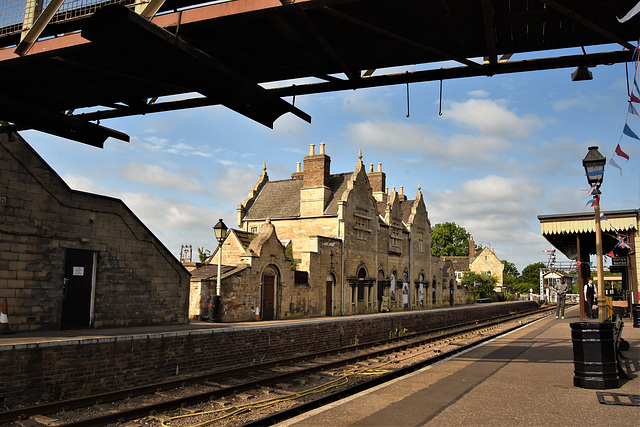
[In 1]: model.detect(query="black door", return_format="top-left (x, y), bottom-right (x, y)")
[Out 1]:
top-left (61, 249), bottom-right (94, 329)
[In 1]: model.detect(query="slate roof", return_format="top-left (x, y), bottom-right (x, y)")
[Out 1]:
top-left (234, 229), bottom-right (254, 248)
top-left (244, 179), bottom-right (302, 219)
top-left (400, 200), bottom-right (415, 224)
top-left (189, 264), bottom-right (238, 280)
top-left (445, 256), bottom-right (472, 271)
top-left (244, 172), bottom-right (353, 220)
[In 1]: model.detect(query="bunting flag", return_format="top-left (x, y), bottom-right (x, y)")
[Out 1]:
top-left (618, 1), bottom-right (640, 23)
top-left (615, 144), bottom-right (630, 160)
top-left (629, 103), bottom-right (639, 116)
top-left (630, 92), bottom-right (640, 103)
top-left (607, 250), bottom-right (615, 258)
top-left (610, 157), bottom-right (623, 175)
top-left (623, 123), bottom-right (640, 139)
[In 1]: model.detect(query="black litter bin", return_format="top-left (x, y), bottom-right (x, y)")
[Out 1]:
top-left (570, 322), bottom-right (618, 389)
top-left (633, 304), bottom-right (640, 328)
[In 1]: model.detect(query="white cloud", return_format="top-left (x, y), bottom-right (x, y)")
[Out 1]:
top-left (468, 89), bottom-right (489, 98)
top-left (119, 162), bottom-right (209, 194)
top-left (62, 174), bottom-right (117, 197)
top-left (345, 120), bottom-right (510, 167)
top-left (442, 98), bottom-right (547, 139)
top-left (120, 192), bottom-right (234, 256)
top-left (427, 175), bottom-right (547, 271)
top-left (341, 90), bottom-right (391, 118)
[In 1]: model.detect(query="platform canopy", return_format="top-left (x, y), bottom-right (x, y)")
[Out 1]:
top-left (538, 209), bottom-right (639, 260)
top-left (1, 0), bottom-right (640, 146)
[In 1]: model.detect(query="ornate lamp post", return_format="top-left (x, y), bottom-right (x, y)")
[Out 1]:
top-left (212, 218), bottom-right (228, 321)
top-left (582, 146), bottom-right (606, 321)
top-left (570, 146), bottom-right (617, 390)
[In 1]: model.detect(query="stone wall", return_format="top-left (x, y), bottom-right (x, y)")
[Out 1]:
top-left (0, 301), bottom-right (538, 407)
top-left (0, 132), bottom-right (190, 331)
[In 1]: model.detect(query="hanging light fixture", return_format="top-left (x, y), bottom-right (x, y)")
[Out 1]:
top-left (571, 65), bottom-right (593, 81)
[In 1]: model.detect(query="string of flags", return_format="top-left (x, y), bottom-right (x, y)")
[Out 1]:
top-left (580, 184), bottom-right (635, 259)
top-left (609, 41), bottom-right (640, 175)
top-left (572, 6), bottom-right (639, 268)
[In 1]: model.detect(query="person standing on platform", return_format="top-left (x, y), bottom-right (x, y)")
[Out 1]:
top-left (584, 278), bottom-right (597, 319)
top-left (554, 278), bottom-right (568, 319)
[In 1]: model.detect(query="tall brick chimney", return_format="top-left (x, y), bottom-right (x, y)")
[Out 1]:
top-left (469, 236), bottom-right (475, 258)
top-left (368, 162), bottom-right (386, 202)
top-left (300, 143), bottom-right (332, 216)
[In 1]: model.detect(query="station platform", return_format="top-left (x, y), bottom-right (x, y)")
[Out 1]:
top-left (280, 305), bottom-right (640, 427)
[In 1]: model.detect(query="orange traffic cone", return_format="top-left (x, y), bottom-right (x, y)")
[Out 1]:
top-left (0, 299), bottom-right (12, 335)
top-left (254, 304), bottom-right (260, 321)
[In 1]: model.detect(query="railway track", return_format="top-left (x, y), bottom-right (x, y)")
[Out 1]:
top-left (2, 306), bottom-right (555, 427)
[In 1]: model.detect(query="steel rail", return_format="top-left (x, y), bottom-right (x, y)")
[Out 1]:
top-left (0, 306), bottom-right (553, 425)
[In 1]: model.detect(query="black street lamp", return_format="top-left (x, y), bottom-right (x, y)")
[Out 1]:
top-left (212, 218), bottom-right (228, 321)
top-left (582, 146), bottom-right (606, 322)
top-left (570, 146), bottom-right (617, 390)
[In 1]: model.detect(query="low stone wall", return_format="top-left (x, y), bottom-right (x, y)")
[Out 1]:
top-left (0, 301), bottom-right (538, 406)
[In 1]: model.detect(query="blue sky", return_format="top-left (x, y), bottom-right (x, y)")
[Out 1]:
top-left (22, 46), bottom-right (640, 273)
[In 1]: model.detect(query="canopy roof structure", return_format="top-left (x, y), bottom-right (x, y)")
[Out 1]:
top-left (538, 209), bottom-right (639, 260)
top-left (1, 0), bottom-right (639, 146)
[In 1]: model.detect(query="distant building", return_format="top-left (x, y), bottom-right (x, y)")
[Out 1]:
top-left (189, 144), bottom-right (470, 321)
top-left (446, 236), bottom-right (505, 293)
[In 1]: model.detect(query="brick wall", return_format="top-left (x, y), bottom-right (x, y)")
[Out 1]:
top-left (0, 132), bottom-right (190, 331)
top-left (0, 301), bottom-right (538, 407)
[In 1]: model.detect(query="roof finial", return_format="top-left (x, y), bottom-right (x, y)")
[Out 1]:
top-left (418, 182), bottom-right (421, 191)
top-left (358, 148), bottom-right (362, 160)
top-left (263, 161), bottom-right (267, 172)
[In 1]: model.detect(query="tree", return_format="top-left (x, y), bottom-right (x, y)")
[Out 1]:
top-left (198, 247), bottom-right (210, 263)
top-left (430, 222), bottom-right (481, 256)
top-left (462, 271), bottom-right (498, 299)
top-left (501, 260), bottom-right (519, 294)
top-left (515, 262), bottom-right (545, 294)
top-left (502, 260), bottom-right (519, 278)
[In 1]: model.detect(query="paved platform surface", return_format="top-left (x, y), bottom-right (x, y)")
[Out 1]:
top-left (280, 305), bottom-right (640, 427)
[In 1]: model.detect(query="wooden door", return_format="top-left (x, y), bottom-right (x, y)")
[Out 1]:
top-left (61, 249), bottom-right (94, 329)
top-left (262, 274), bottom-right (276, 320)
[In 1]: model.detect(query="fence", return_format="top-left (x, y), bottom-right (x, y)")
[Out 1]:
top-left (1, 0), bottom-right (138, 39)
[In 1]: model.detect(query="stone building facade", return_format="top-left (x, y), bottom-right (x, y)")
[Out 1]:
top-left (190, 144), bottom-right (468, 322)
top-left (448, 237), bottom-right (505, 294)
top-left (0, 131), bottom-right (190, 332)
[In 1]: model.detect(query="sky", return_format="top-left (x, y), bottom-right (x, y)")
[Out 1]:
top-left (21, 46), bottom-right (640, 274)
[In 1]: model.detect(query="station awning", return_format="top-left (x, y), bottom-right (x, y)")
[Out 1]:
top-left (538, 209), bottom-right (638, 260)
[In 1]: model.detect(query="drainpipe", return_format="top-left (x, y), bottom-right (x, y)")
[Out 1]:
top-left (408, 230), bottom-right (412, 310)
top-left (337, 211), bottom-right (345, 316)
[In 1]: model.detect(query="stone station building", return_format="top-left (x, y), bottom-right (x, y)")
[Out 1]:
top-left (190, 144), bottom-right (469, 322)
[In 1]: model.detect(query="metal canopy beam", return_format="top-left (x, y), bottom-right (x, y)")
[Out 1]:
top-left (81, 4), bottom-right (311, 129)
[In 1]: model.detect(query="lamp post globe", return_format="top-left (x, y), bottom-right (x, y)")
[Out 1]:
top-left (582, 147), bottom-right (606, 322)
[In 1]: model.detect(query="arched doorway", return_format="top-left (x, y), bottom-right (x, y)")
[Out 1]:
top-left (325, 273), bottom-right (335, 316)
top-left (261, 265), bottom-right (279, 320)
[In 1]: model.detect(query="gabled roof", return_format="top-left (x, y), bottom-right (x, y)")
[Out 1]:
top-left (444, 256), bottom-right (472, 271)
top-left (244, 179), bottom-right (302, 220)
top-left (234, 229), bottom-right (254, 248)
top-left (243, 172), bottom-right (353, 220)
top-left (400, 200), bottom-right (415, 224)
top-left (189, 264), bottom-right (242, 280)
